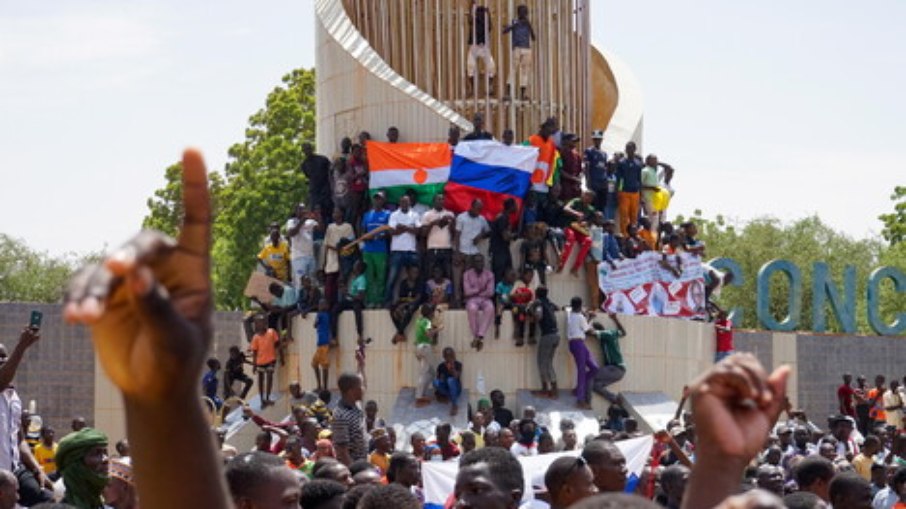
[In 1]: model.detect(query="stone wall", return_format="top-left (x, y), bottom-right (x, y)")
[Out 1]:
top-left (796, 333), bottom-right (906, 425)
top-left (733, 330), bottom-right (773, 374)
top-left (0, 302), bottom-right (94, 432)
top-left (0, 302), bottom-right (245, 439)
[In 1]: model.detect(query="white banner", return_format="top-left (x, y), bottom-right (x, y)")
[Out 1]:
top-left (422, 434), bottom-right (654, 507)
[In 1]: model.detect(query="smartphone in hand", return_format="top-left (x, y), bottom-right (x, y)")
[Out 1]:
top-left (29, 310), bottom-right (43, 331)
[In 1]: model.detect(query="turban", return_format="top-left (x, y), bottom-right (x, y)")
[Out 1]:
top-left (56, 428), bottom-right (109, 509)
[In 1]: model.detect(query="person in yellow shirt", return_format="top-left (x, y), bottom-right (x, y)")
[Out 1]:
top-left (368, 428), bottom-right (392, 475)
top-left (33, 426), bottom-right (58, 475)
top-left (852, 435), bottom-right (881, 481)
top-left (257, 224), bottom-right (291, 282)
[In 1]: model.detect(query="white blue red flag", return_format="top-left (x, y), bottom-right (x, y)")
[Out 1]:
top-left (444, 140), bottom-right (538, 222)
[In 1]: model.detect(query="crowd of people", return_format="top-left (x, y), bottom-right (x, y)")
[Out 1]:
top-left (42, 148), bottom-right (906, 509)
top-left (240, 113), bottom-right (722, 411)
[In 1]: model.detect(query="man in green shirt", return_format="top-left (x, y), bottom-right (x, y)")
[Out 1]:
top-left (589, 313), bottom-right (627, 404)
top-left (415, 304), bottom-right (440, 408)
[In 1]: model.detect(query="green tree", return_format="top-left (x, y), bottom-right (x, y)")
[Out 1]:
top-left (679, 211), bottom-right (884, 334)
top-left (142, 68), bottom-right (316, 309)
top-left (0, 234), bottom-right (99, 302)
top-left (879, 186), bottom-right (906, 246)
top-left (143, 162), bottom-right (224, 237)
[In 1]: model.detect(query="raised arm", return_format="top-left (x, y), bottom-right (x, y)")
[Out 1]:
top-left (0, 328), bottom-right (38, 390)
top-left (681, 354), bottom-right (789, 509)
top-left (64, 149), bottom-right (232, 509)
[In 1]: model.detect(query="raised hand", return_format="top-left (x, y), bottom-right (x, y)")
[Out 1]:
top-left (64, 149), bottom-right (212, 402)
top-left (688, 353), bottom-right (789, 464)
top-left (681, 353), bottom-right (790, 509)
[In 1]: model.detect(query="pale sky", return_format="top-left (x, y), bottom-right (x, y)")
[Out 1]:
top-left (1, 0), bottom-right (903, 257)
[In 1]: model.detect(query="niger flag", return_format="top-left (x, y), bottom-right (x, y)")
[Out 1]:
top-left (367, 142), bottom-right (451, 205)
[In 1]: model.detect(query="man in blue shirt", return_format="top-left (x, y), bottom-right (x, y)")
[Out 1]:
top-left (615, 141), bottom-right (644, 237)
top-left (584, 130), bottom-right (609, 211)
top-left (361, 192), bottom-right (390, 308)
top-left (602, 219), bottom-right (624, 270)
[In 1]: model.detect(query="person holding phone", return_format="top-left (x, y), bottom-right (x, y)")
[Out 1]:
top-left (0, 322), bottom-right (40, 471)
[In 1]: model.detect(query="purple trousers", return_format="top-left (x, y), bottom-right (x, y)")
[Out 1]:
top-left (569, 338), bottom-right (599, 403)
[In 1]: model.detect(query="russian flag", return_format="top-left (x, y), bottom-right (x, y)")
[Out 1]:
top-left (444, 140), bottom-right (539, 222)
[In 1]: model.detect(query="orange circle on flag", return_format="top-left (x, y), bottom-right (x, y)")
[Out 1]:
top-left (531, 169), bottom-right (545, 184)
top-left (413, 168), bottom-right (428, 184)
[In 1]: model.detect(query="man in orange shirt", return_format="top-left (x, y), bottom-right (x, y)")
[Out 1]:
top-left (529, 118), bottom-right (558, 200)
top-left (868, 375), bottom-right (887, 426)
top-left (250, 315), bottom-right (281, 407)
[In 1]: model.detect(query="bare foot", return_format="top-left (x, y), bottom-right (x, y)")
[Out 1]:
top-left (530, 390), bottom-right (549, 398)
top-left (549, 390), bottom-right (559, 400)
top-left (450, 404), bottom-right (458, 416)
top-left (576, 401), bottom-right (592, 410)
top-left (414, 398), bottom-right (432, 408)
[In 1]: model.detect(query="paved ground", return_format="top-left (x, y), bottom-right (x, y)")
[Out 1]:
top-left (515, 389), bottom-right (601, 442)
top-left (619, 391), bottom-right (678, 433)
top-left (389, 387), bottom-right (470, 449)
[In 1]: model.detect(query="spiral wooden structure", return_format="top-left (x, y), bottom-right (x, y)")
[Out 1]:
top-left (315, 0), bottom-right (642, 154)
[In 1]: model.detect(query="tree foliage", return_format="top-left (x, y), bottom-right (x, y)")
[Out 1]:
top-left (879, 186), bottom-right (906, 246)
top-left (678, 211), bottom-right (885, 334)
top-left (0, 234), bottom-right (100, 303)
top-left (142, 68), bottom-right (316, 309)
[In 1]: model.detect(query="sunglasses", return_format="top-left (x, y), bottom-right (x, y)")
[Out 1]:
top-left (567, 455), bottom-right (588, 476)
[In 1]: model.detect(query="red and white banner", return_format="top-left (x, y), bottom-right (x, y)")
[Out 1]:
top-left (598, 251), bottom-right (707, 319)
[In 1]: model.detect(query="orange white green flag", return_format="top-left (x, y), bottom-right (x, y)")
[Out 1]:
top-left (366, 141), bottom-right (451, 205)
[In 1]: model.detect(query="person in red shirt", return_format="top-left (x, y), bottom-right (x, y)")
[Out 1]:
top-left (838, 373), bottom-right (857, 418)
top-left (714, 311), bottom-right (734, 363)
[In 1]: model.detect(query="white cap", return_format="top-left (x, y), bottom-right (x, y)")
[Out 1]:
top-left (591, 129), bottom-right (605, 139)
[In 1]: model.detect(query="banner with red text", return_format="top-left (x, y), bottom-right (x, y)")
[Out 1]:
top-left (598, 251), bottom-right (707, 319)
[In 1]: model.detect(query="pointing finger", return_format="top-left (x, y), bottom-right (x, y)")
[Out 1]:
top-left (178, 148), bottom-right (212, 257)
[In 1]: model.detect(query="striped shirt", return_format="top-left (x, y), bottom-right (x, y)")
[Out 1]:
top-left (331, 400), bottom-right (367, 462)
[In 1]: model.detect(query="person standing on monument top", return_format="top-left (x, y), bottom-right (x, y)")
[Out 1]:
top-left (584, 129), bottom-right (609, 212)
top-left (466, 0), bottom-right (495, 96)
top-left (503, 4), bottom-right (535, 101)
top-left (615, 141), bottom-right (643, 237)
top-left (301, 142), bottom-right (334, 220)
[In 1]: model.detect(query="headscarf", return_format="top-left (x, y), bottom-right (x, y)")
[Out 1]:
top-left (56, 428), bottom-right (109, 509)
top-left (311, 438), bottom-right (335, 461)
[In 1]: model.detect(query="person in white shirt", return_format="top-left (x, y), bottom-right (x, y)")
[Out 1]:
top-left (452, 199), bottom-right (490, 307)
top-left (0, 327), bottom-right (40, 473)
top-left (566, 297), bottom-right (598, 410)
top-left (286, 203), bottom-right (319, 288)
top-left (420, 194), bottom-right (455, 280)
top-left (384, 196), bottom-right (422, 305)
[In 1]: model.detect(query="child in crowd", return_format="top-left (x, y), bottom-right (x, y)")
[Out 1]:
top-left (714, 310), bottom-right (734, 362)
top-left (224, 345), bottom-right (253, 400)
top-left (391, 265), bottom-right (424, 345)
top-left (660, 233), bottom-right (683, 277)
top-left (510, 268), bottom-right (536, 346)
top-left (566, 296), bottom-right (598, 410)
top-left (519, 222), bottom-right (549, 286)
top-left (312, 299), bottom-right (332, 392)
top-left (332, 260), bottom-right (366, 344)
top-left (34, 426), bottom-right (57, 476)
top-left (432, 423), bottom-right (460, 461)
top-left (434, 347), bottom-right (463, 416)
top-left (249, 315), bottom-right (281, 407)
top-left (203, 358), bottom-right (223, 409)
top-left (296, 275), bottom-right (322, 319)
top-left (415, 304), bottom-right (441, 408)
top-left (638, 217), bottom-right (657, 250)
top-left (368, 428), bottom-right (392, 474)
top-left (425, 264), bottom-right (452, 332)
top-left (494, 268), bottom-right (517, 338)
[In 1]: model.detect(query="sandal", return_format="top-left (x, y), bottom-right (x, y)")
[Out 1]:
top-left (475, 339), bottom-right (484, 352)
